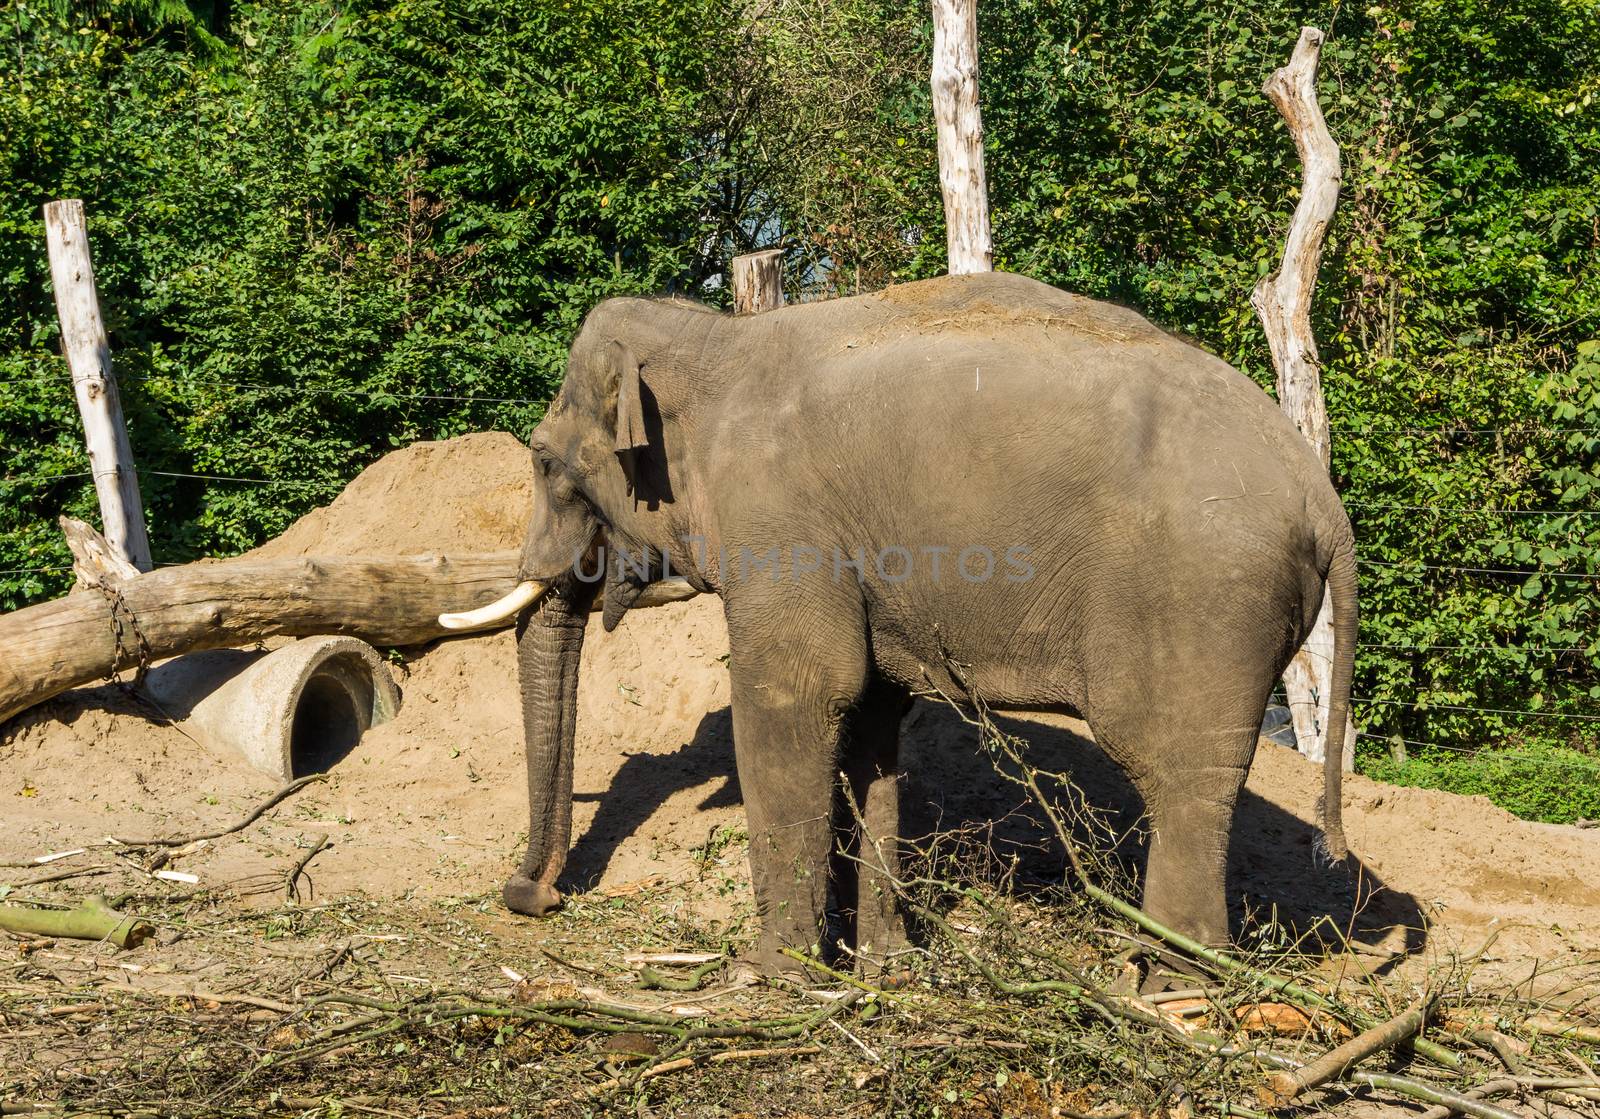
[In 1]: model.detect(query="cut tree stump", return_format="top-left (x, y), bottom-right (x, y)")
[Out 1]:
top-left (730, 249), bottom-right (785, 314)
top-left (0, 518), bottom-right (695, 730)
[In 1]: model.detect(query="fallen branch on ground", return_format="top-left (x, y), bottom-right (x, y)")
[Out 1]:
top-left (220, 984), bottom-right (871, 1098)
top-left (285, 833), bottom-right (330, 902)
top-left (0, 895), bottom-right (152, 949)
top-left (1263, 995), bottom-right (1433, 1103)
top-left (4, 864), bottom-right (111, 890)
top-left (1343, 1070), bottom-right (1524, 1119)
top-left (570, 1044), bottom-right (825, 1103)
top-left (625, 951), bottom-right (723, 967)
top-left (110, 774), bottom-right (326, 848)
top-left (636, 959), bottom-right (722, 991)
top-left (1528, 1015), bottom-right (1600, 1047)
top-left (100, 986), bottom-right (295, 1013)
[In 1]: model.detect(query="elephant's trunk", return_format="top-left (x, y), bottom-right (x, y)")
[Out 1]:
top-left (503, 579), bottom-right (597, 917)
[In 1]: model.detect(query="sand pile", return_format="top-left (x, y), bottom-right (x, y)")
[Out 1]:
top-left (3, 433), bottom-right (1598, 979)
top-left (252, 431), bottom-right (534, 557)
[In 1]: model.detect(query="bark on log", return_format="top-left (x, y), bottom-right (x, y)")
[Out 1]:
top-left (0, 520), bottom-right (696, 730)
top-left (931, 0), bottom-right (993, 275)
top-left (1251, 28), bottom-right (1352, 770)
top-left (731, 249), bottom-right (785, 314)
top-left (44, 200), bottom-right (152, 573)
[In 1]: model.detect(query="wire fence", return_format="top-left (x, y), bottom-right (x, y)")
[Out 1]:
top-left (1332, 423), bottom-right (1600, 436)
top-left (1353, 732), bottom-right (1600, 772)
top-left (1345, 500), bottom-right (1600, 518)
top-left (0, 369), bottom-right (545, 406)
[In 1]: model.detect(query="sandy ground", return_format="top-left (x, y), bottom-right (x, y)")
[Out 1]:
top-left (5, 432), bottom-right (1600, 991)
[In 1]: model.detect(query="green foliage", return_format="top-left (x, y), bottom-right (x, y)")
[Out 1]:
top-left (1364, 742), bottom-right (1600, 824)
top-left (2, 0), bottom-right (742, 598)
top-left (1, 0), bottom-right (1597, 814)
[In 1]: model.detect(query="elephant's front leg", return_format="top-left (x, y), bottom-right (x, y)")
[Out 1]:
top-left (725, 601), bottom-right (870, 978)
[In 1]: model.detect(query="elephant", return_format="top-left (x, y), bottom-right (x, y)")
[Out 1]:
top-left (440, 270), bottom-right (1356, 978)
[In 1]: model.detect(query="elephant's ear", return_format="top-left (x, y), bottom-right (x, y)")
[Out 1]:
top-left (610, 340), bottom-right (648, 456)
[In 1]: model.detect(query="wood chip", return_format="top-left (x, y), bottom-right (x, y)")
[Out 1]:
top-left (623, 951), bottom-right (722, 966)
top-left (1236, 1002), bottom-right (1315, 1037)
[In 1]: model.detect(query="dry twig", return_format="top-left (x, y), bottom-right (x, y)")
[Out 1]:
top-left (285, 833), bottom-right (330, 903)
top-left (109, 774), bottom-right (327, 848)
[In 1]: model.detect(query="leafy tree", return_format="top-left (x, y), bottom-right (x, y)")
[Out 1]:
top-left (1, 0), bottom-right (1596, 813)
top-left (3, 0), bottom-right (742, 579)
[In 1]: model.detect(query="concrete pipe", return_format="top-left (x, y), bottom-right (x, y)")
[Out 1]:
top-left (142, 636), bottom-right (402, 781)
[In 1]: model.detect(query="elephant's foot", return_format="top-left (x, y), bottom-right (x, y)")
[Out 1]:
top-left (730, 938), bottom-right (822, 985)
top-left (503, 873), bottom-right (563, 917)
top-left (852, 910), bottom-right (912, 979)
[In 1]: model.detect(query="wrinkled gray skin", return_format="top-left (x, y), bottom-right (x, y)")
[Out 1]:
top-left (503, 272), bottom-right (1356, 977)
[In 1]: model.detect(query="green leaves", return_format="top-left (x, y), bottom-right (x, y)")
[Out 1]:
top-left (0, 0), bottom-right (1596, 813)
top-left (1, 0), bottom-right (742, 608)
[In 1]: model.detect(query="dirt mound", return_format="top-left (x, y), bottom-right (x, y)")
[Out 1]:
top-left (4, 433), bottom-right (1599, 984)
top-left (253, 431), bottom-right (532, 557)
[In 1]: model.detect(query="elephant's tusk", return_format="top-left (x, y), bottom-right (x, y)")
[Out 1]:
top-left (438, 580), bottom-right (547, 631)
top-left (633, 576), bottom-right (701, 607)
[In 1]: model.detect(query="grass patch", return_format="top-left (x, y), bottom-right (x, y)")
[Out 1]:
top-left (1361, 741), bottom-right (1600, 824)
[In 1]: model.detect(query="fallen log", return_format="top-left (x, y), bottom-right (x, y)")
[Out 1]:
top-left (0, 519), bottom-right (699, 730)
top-left (0, 547), bottom-right (523, 728)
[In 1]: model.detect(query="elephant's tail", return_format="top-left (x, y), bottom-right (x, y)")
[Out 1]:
top-left (1319, 532), bottom-right (1357, 864)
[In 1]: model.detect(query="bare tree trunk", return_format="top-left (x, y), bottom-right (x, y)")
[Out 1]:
top-left (1251, 27), bottom-right (1353, 770)
top-left (731, 249), bottom-right (785, 314)
top-left (43, 200), bottom-right (152, 573)
top-left (931, 0), bottom-right (992, 275)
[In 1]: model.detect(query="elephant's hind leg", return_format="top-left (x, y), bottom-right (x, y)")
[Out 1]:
top-left (834, 677), bottom-right (913, 971)
top-left (1087, 691), bottom-right (1265, 978)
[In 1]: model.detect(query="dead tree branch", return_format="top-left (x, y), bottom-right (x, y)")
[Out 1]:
top-left (1251, 26), bottom-right (1353, 769)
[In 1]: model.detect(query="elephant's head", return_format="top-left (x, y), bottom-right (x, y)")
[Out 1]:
top-left (437, 298), bottom-right (711, 917)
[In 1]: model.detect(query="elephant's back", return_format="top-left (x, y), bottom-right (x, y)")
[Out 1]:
top-left (713, 269), bottom-right (1338, 567)
top-left (704, 274), bottom-right (1341, 709)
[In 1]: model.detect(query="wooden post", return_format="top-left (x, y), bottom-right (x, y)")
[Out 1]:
top-left (43, 199), bottom-right (152, 573)
top-left (731, 249), bottom-right (785, 314)
top-left (931, 0), bottom-right (993, 275)
top-left (1251, 28), bottom-right (1352, 770)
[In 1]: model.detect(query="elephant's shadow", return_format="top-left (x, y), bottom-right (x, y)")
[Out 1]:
top-left (563, 699), bottom-right (1426, 962)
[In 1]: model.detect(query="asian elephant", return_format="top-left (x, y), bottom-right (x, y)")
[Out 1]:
top-left (441, 271), bottom-right (1356, 977)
